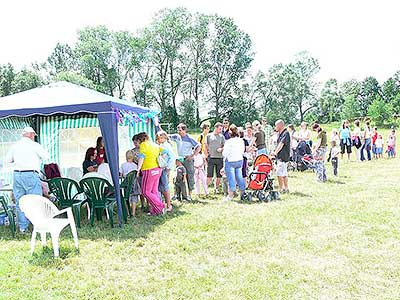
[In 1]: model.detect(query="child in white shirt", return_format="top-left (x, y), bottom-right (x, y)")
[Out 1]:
top-left (375, 134), bottom-right (384, 159)
top-left (329, 140), bottom-right (340, 176)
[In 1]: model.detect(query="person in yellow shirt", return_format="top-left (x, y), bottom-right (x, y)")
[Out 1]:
top-left (136, 132), bottom-right (165, 215)
top-left (197, 124), bottom-right (210, 156)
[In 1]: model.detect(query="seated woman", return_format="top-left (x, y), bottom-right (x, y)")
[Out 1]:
top-left (82, 147), bottom-right (98, 175)
top-left (298, 122), bottom-right (312, 147)
top-left (96, 136), bottom-right (106, 165)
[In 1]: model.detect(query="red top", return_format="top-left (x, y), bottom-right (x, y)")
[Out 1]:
top-left (96, 148), bottom-right (105, 165)
top-left (372, 132), bottom-right (378, 144)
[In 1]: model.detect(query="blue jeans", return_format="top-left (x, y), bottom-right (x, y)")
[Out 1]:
top-left (256, 148), bottom-right (267, 156)
top-left (224, 160), bottom-right (246, 192)
top-left (13, 171), bottom-right (42, 231)
top-left (360, 138), bottom-right (371, 161)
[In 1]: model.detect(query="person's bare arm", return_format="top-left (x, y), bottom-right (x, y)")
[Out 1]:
top-left (192, 145), bottom-right (201, 157)
top-left (137, 157), bottom-right (144, 171)
top-left (273, 142), bottom-right (284, 157)
top-left (204, 140), bottom-right (209, 158)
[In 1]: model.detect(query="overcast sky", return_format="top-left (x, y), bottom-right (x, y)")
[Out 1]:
top-left (0, 0), bottom-right (399, 84)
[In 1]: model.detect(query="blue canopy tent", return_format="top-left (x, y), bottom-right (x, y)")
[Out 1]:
top-left (0, 81), bottom-right (160, 227)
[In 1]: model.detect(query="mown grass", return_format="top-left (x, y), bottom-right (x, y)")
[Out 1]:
top-left (1, 135), bottom-right (399, 299)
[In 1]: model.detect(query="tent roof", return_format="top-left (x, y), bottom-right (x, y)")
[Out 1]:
top-left (0, 81), bottom-right (153, 118)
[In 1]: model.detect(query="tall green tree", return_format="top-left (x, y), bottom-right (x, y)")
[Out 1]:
top-left (0, 63), bottom-right (16, 96)
top-left (130, 37), bottom-right (155, 107)
top-left (317, 79), bottom-right (343, 123)
top-left (110, 30), bottom-right (137, 98)
top-left (75, 26), bottom-right (116, 95)
top-left (341, 95), bottom-right (361, 120)
top-left (47, 43), bottom-right (76, 75)
top-left (178, 98), bottom-right (197, 128)
top-left (204, 15), bottom-right (254, 119)
top-left (368, 96), bottom-right (393, 126)
top-left (382, 77), bottom-right (399, 102)
top-left (227, 82), bottom-right (260, 125)
top-left (264, 52), bottom-right (320, 123)
top-left (143, 8), bottom-right (193, 125)
top-left (182, 13), bottom-right (211, 126)
top-left (11, 68), bottom-right (46, 93)
top-left (359, 76), bottom-right (382, 114)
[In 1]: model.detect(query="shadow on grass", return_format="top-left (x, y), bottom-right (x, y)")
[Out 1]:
top-left (288, 191), bottom-right (312, 197)
top-left (326, 179), bottom-right (345, 185)
top-left (75, 204), bottom-right (188, 242)
top-left (0, 204), bottom-right (188, 263)
top-left (29, 246), bottom-right (80, 268)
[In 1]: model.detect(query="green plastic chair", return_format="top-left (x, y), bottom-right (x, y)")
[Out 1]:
top-left (120, 170), bottom-right (138, 220)
top-left (0, 195), bottom-right (16, 237)
top-left (79, 177), bottom-right (116, 227)
top-left (48, 177), bottom-right (86, 228)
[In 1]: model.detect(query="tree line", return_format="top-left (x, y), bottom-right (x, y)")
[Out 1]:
top-left (1, 7), bottom-right (399, 127)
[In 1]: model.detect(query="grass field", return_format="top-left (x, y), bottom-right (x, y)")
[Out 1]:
top-left (1, 129), bottom-right (399, 300)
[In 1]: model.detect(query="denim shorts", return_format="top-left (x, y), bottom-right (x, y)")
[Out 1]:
top-left (158, 169), bottom-right (170, 192)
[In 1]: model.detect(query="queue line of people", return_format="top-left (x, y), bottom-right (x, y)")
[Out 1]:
top-left (80, 118), bottom-right (397, 217)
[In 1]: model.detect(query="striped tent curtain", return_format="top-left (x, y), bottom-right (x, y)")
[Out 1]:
top-left (0, 117), bottom-right (34, 130)
top-left (39, 115), bottom-right (155, 165)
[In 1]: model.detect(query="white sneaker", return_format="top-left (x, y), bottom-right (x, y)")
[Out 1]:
top-left (224, 196), bottom-right (233, 202)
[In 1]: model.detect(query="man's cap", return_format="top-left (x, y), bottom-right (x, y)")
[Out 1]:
top-left (22, 126), bottom-right (37, 136)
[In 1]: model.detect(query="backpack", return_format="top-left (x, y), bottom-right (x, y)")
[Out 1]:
top-left (43, 163), bottom-right (62, 179)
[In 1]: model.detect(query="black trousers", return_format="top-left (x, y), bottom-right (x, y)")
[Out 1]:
top-left (331, 157), bottom-right (338, 176)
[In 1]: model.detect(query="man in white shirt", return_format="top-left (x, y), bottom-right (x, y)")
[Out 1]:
top-left (6, 127), bottom-right (49, 233)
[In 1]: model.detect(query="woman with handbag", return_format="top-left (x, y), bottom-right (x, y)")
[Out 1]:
top-left (156, 131), bottom-right (175, 212)
top-left (136, 132), bottom-right (166, 215)
top-left (352, 120), bottom-right (362, 161)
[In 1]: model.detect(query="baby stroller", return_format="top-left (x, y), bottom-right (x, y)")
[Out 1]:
top-left (291, 141), bottom-right (314, 171)
top-left (242, 154), bottom-right (279, 202)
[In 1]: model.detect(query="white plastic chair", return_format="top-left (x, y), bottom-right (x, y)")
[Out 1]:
top-left (19, 195), bottom-right (79, 257)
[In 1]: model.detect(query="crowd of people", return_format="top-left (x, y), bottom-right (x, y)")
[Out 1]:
top-left (6, 117), bottom-right (398, 233)
top-left (80, 118), bottom-right (398, 217)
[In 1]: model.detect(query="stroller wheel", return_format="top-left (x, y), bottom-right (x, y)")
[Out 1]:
top-left (247, 193), bottom-right (253, 202)
top-left (271, 191), bottom-right (280, 200)
top-left (257, 192), bottom-right (266, 202)
top-left (265, 194), bottom-right (272, 202)
top-left (240, 192), bottom-right (249, 201)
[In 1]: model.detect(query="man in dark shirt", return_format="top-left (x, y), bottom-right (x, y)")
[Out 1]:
top-left (271, 120), bottom-right (291, 193)
top-left (222, 118), bottom-right (231, 140)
